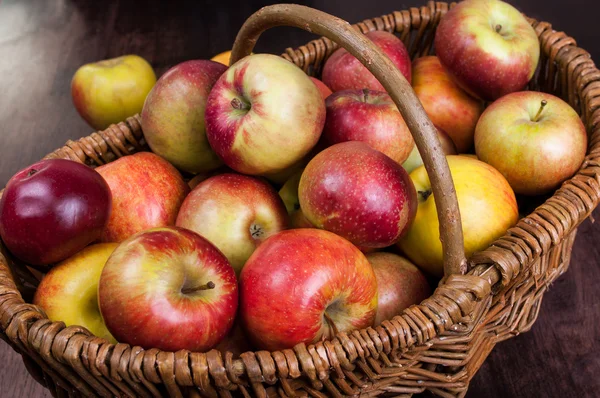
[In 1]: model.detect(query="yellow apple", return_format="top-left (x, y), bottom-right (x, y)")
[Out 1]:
top-left (210, 50), bottom-right (254, 66)
top-left (278, 169), bottom-right (304, 214)
top-left (398, 155), bottom-right (518, 277)
top-left (71, 55), bottom-right (156, 130)
top-left (33, 243), bottom-right (118, 342)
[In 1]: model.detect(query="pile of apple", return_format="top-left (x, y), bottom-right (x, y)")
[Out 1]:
top-left (0, 0), bottom-right (587, 354)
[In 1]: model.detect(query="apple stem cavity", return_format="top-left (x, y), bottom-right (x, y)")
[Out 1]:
top-left (418, 189), bottom-right (432, 202)
top-left (27, 169), bottom-right (38, 177)
top-left (323, 312), bottom-right (339, 338)
top-left (231, 97), bottom-right (250, 111)
top-left (495, 24), bottom-right (502, 33)
top-left (182, 281), bottom-right (215, 294)
top-left (533, 100), bottom-right (548, 122)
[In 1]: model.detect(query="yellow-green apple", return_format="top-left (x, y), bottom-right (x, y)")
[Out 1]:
top-left (71, 55), bottom-right (156, 130)
top-left (97, 152), bottom-right (189, 243)
top-left (398, 155), bottom-right (519, 276)
top-left (434, 0), bottom-right (540, 101)
top-left (239, 229), bottom-right (377, 350)
top-left (411, 56), bottom-right (483, 152)
top-left (278, 170), bottom-right (303, 214)
top-left (290, 209), bottom-right (313, 229)
top-left (475, 91), bottom-right (587, 195)
top-left (141, 60), bottom-right (227, 174)
top-left (33, 243), bottom-right (118, 342)
top-left (98, 227), bottom-right (238, 352)
top-left (176, 174), bottom-right (288, 275)
top-left (322, 30), bottom-right (411, 92)
top-left (323, 89), bottom-right (414, 164)
top-left (205, 54), bottom-right (325, 175)
top-left (310, 77), bottom-right (332, 100)
top-left (366, 252), bottom-right (431, 325)
top-left (299, 142), bottom-right (417, 248)
top-left (0, 159), bottom-right (111, 266)
top-left (402, 126), bottom-right (457, 174)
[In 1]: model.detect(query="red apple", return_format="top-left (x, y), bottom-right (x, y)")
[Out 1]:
top-left (299, 142), bottom-right (417, 248)
top-left (96, 152), bottom-right (189, 243)
top-left (141, 60), bottom-right (227, 174)
top-left (205, 54), bottom-right (325, 175)
top-left (434, 0), bottom-right (540, 101)
top-left (322, 30), bottom-right (411, 92)
top-left (475, 91), bottom-right (587, 195)
top-left (310, 77), bottom-right (332, 99)
top-left (0, 159), bottom-right (111, 265)
top-left (98, 227), bottom-right (238, 352)
top-left (323, 89), bottom-right (414, 164)
top-left (402, 126), bottom-right (457, 174)
top-left (176, 174), bottom-right (289, 275)
top-left (411, 56), bottom-right (483, 152)
top-left (366, 252), bottom-right (431, 325)
top-left (240, 228), bottom-right (377, 351)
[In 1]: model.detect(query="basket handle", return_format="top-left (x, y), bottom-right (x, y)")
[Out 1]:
top-left (231, 4), bottom-right (467, 276)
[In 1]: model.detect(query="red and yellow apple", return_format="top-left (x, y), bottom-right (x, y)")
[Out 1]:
top-left (97, 152), bottom-right (189, 243)
top-left (299, 142), bottom-right (417, 248)
top-left (310, 77), bottom-right (332, 100)
top-left (71, 55), bottom-right (156, 130)
top-left (322, 30), bottom-right (411, 92)
top-left (98, 227), bottom-right (238, 352)
top-left (239, 228), bottom-right (377, 351)
top-left (176, 173), bottom-right (289, 275)
top-left (141, 60), bottom-right (227, 173)
top-left (402, 126), bottom-right (457, 174)
top-left (398, 155), bottom-right (519, 276)
top-left (366, 252), bottom-right (431, 325)
top-left (475, 91), bottom-right (587, 195)
top-left (411, 56), bottom-right (483, 152)
top-left (0, 159), bottom-right (111, 266)
top-left (434, 0), bottom-right (540, 101)
top-left (34, 243), bottom-right (118, 342)
top-left (323, 89), bottom-right (414, 164)
top-left (205, 54), bottom-right (325, 175)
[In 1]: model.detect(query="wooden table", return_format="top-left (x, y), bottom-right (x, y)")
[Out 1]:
top-left (1, 0), bottom-right (598, 397)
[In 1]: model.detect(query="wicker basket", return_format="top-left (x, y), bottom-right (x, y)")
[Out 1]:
top-left (2, 2), bottom-right (600, 397)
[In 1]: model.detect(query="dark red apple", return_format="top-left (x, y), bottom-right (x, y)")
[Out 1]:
top-left (322, 30), bottom-right (411, 92)
top-left (323, 89), bottom-right (414, 164)
top-left (0, 159), bottom-right (111, 266)
top-left (299, 142), bottom-right (417, 248)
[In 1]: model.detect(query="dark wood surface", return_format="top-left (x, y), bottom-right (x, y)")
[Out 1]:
top-left (0, 0), bottom-right (598, 397)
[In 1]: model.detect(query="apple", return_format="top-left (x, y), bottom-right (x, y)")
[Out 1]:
top-left (323, 89), bottom-right (414, 164)
top-left (322, 30), bottom-right (411, 92)
top-left (299, 141), bottom-right (417, 248)
top-left (366, 252), bottom-right (431, 325)
top-left (205, 54), bottom-right (325, 175)
top-left (33, 243), bottom-right (118, 342)
top-left (239, 228), bottom-right (378, 351)
top-left (434, 0), bottom-right (540, 101)
top-left (98, 227), bottom-right (238, 352)
top-left (97, 152), bottom-right (189, 243)
top-left (310, 77), bottom-right (332, 99)
top-left (0, 159), bottom-right (111, 266)
top-left (278, 170), bottom-right (303, 214)
top-left (402, 126), bottom-right (457, 174)
top-left (290, 209), bottom-right (314, 229)
top-left (475, 91), bottom-right (587, 195)
top-left (398, 155), bottom-right (519, 277)
top-left (210, 50), bottom-right (254, 66)
top-left (71, 55), bottom-right (156, 130)
top-left (141, 60), bottom-right (227, 174)
top-left (411, 56), bottom-right (483, 152)
top-left (176, 173), bottom-right (289, 275)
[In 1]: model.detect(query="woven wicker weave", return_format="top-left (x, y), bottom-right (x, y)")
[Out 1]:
top-left (1, 2), bottom-right (600, 397)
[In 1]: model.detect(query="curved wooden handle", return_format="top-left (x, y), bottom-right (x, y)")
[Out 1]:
top-left (231, 4), bottom-right (466, 276)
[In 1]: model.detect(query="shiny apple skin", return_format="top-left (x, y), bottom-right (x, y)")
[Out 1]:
top-left (176, 173), bottom-right (289, 275)
top-left (475, 91), bottom-right (587, 195)
top-left (96, 152), bottom-right (189, 243)
top-left (322, 30), bottom-right (411, 92)
top-left (323, 89), bottom-right (414, 164)
top-left (411, 56), bottom-right (483, 152)
top-left (98, 227), bottom-right (238, 352)
top-left (0, 159), bottom-right (111, 265)
top-left (367, 252), bottom-right (431, 325)
top-left (239, 229), bottom-right (377, 351)
top-left (299, 142), bottom-right (417, 248)
top-left (434, 0), bottom-right (540, 101)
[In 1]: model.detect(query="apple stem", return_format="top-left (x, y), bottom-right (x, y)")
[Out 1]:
top-left (533, 100), bottom-right (548, 122)
top-left (362, 88), bottom-right (369, 103)
top-left (231, 97), bottom-right (249, 111)
top-left (323, 312), bottom-right (339, 338)
top-left (27, 169), bottom-right (37, 177)
top-left (495, 24), bottom-right (502, 33)
top-left (182, 281), bottom-right (215, 294)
